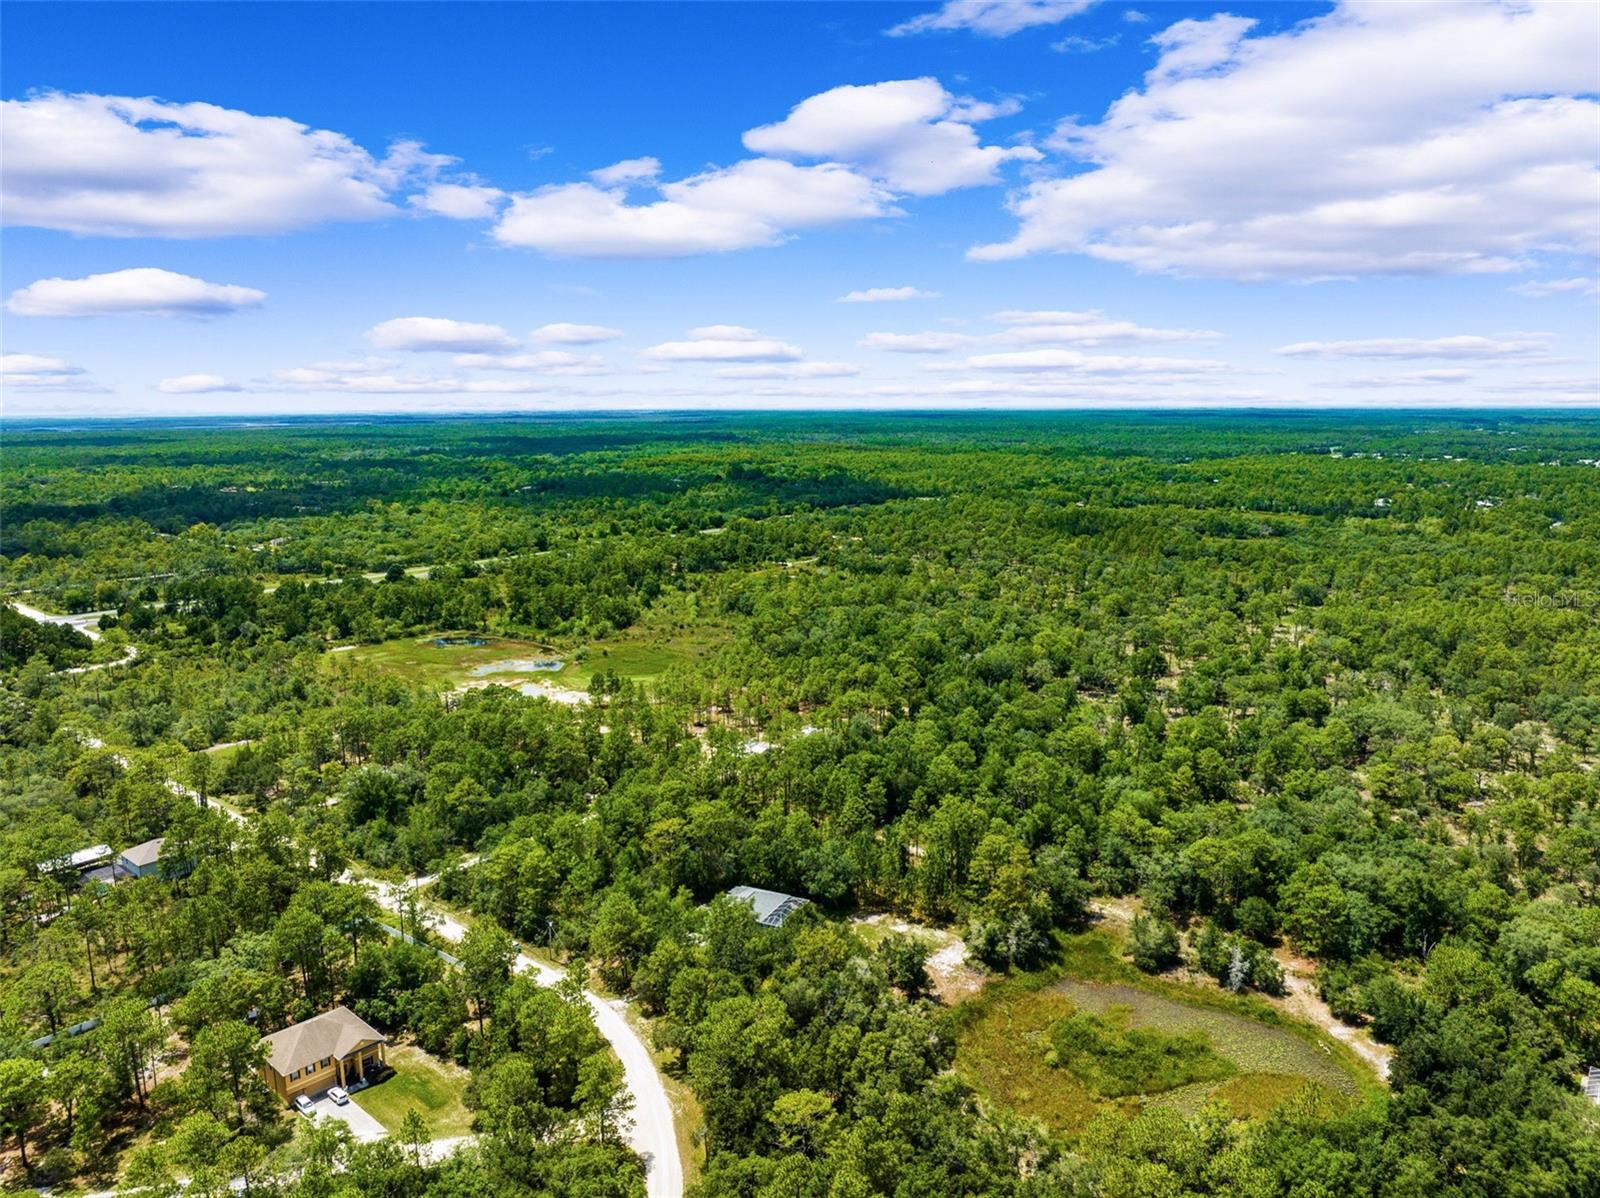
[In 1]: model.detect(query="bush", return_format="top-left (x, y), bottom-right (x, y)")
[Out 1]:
top-left (1128, 913), bottom-right (1181, 973)
top-left (1193, 920), bottom-right (1284, 995)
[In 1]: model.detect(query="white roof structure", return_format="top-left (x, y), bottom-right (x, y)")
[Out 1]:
top-left (727, 885), bottom-right (810, 928)
top-left (37, 844), bottom-right (112, 873)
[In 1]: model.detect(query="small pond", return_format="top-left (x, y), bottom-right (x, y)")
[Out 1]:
top-left (434, 636), bottom-right (487, 647)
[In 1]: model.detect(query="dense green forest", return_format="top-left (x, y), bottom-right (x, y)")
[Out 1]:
top-left (2, 412), bottom-right (1597, 1197)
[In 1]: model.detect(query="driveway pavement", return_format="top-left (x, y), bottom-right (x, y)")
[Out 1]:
top-left (309, 1091), bottom-right (388, 1142)
top-left (363, 873), bottom-right (683, 1198)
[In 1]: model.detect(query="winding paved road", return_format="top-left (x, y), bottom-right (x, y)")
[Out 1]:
top-left (28, 595), bottom-right (683, 1196)
top-left (364, 875), bottom-right (683, 1198)
top-left (9, 601), bottom-right (141, 672)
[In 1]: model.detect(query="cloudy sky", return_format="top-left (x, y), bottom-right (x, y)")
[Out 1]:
top-left (3, 0), bottom-right (1597, 417)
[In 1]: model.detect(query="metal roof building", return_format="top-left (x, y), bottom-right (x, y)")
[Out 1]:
top-left (727, 885), bottom-right (810, 928)
top-left (36, 844), bottom-right (112, 875)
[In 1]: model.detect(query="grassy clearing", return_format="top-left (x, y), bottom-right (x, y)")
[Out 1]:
top-left (1049, 1007), bottom-right (1235, 1098)
top-left (1053, 976), bottom-right (1358, 1100)
top-left (951, 929), bottom-right (1376, 1138)
top-left (953, 978), bottom-right (1112, 1133)
top-left (326, 617), bottom-right (728, 694)
top-left (328, 634), bottom-right (561, 690)
top-left (352, 1044), bottom-right (473, 1138)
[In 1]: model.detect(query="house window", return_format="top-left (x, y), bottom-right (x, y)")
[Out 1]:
top-left (321, 1056), bottom-right (332, 1067)
top-left (291, 1070), bottom-right (301, 1080)
top-left (306, 1062), bottom-right (316, 1074)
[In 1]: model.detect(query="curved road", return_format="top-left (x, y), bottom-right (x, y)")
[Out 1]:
top-left (8, 599), bottom-right (116, 641)
top-left (9, 600), bottom-right (140, 672)
top-left (364, 876), bottom-right (683, 1198)
top-left (27, 595), bottom-right (683, 1196)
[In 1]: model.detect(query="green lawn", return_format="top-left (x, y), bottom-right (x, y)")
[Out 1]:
top-left (352, 1044), bottom-right (473, 1138)
top-left (327, 618), bottom-right (728, 693)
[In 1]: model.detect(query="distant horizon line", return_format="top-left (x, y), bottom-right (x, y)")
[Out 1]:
top-left (7, 404), bottom-right (1600, 429)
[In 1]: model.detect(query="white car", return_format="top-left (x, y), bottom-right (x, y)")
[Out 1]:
top-left (327, 1086), bottom-right (350, 1105)
top-left (294, 1094), bottom-right (315, 1116)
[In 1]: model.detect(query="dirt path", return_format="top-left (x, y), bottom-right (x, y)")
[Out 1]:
top-left (1274, 950), bottom-right (1393, 1080)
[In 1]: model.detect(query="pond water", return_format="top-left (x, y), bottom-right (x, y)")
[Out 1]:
top-left (1051, 977), bottom-right (1360, 1103)
top-left (434, 636), bottom-right (487, 647)
top-left (470, 658), bottom-right (563, 675)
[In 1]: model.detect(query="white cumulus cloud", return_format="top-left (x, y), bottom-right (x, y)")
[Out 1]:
top-left (970, 2), bottom-right (1600, 279)
top-left (1, 352), bottom-right (100, 391)
top-left (487, 79), bottom-right (1033, 257)
top-left (888, 0), bottom-right (1097, 38)
top-left (642, 326), bottom-right (803, 363)
top-left (8, 268), bottom-right (266, 317)
top-left (858, 331), bottom-right (977, 353)
top-left (1, 92), bottom-right (454, 237)
top-left (494, 158), bottom-right (890, 257)
top-left (410, 182), bottom-right (506, 220)
top-left (1276, 335), bottom-right (1552, 360)
top-left (589, 158), bottom-right (662, 187)
top-left (837, 286), bottom-right (941, 303)
top-left (532, 322), bottom-right (625, 344)
top-left (157, 373), bottom-right (243, 394)
top-left (744, 78), bottom-right (1039, 196)
top-left (368, 317), bottom-right (519, 353)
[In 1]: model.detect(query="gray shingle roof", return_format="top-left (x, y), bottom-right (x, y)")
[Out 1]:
top-left (260, 1005), bottom-right (385, 1076)
top-left (120, 837), bottom-right (165, 869)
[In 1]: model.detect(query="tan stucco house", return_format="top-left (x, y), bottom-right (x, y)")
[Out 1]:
top-left (259, 1005), bottom-right (387, 1102)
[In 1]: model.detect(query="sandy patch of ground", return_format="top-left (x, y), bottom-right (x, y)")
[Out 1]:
top-left (1088, 895), bottom-right (1143, 931)
top-left (447, 677), bottom-right (592, 706)
top-left (853, 914), bottom-right (985, 1004)
top-left (1273, 948), bottom-right (1393, 1080)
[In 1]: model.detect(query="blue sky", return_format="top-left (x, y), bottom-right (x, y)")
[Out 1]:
top-left (3, 0), bottom-right (1596, 416)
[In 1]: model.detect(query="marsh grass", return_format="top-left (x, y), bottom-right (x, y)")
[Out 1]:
top-left (951, 929), bottom-right (1376, 1137)
top-left (1048, 1006), bottom-right (1235, 1097)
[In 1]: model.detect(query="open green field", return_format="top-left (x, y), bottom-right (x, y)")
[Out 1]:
top-left (352, 1045), bottom-right (473, 1138)
top-left (952, 931), bottom-right (1372, 1136)
top-left (326, 618), bottom-right (727, 694)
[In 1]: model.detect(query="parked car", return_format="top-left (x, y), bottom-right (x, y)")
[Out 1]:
top-left (294, 1094), bottom-right (315, 1116)
top-left (327, 1086), bottom-right (349, 1105)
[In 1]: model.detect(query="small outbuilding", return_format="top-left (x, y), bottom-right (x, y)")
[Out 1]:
top-left (726, 885), bottom-right (810, 928)
top-left (118, 837), bottom-right (168, 879)
top-left (259, 1005), bottom-right (388, 1103)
